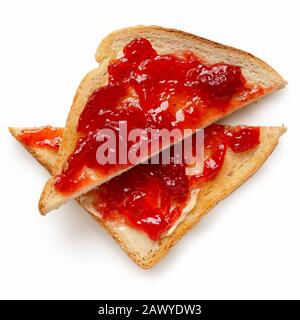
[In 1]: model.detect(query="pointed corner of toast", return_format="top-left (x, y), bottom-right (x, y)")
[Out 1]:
top-left (8, 126), bottom-right (15, 135)
top-left (265, 126), bottom-right (287, 144)
top-left (10, 126), bottom-right (60, 175)
top-left (38, 179), bottom-right (54, 215)
top-left (8, 126), bottom-right (21, 138)
top-left (38, 178), bottom-right (65, 215)
top-left (8, 126), bottom-right (62, 215)
top-left (279, 124), bottom-right (287, 136)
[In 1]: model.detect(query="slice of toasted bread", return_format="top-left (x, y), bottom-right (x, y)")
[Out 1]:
top-left (10, 125), bottom-right (286, 268)
top-left (38, 26), bottom-right (286, 214)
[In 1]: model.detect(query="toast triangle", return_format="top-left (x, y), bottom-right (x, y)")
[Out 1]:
top-left (10, 125), bottom-right (286, 268)
top-left (38, 26), bottom-right (286, 214)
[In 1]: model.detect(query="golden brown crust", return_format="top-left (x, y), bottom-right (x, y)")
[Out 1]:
top-left (96, 25), bottom-right (285, 87)
top-left (10, 125), bottom-right (286, 268)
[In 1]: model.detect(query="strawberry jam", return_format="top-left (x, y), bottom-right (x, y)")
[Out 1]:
top-left (189, 124), bottom-right (260, 187)
top-left (91, 162), bottom-right (189, 241)
top-left (54, 38), bottom-right (263, 194)
top-left (22, 124), bottom-right (259, 240)
top-left (17, 126), bottom-right (63, 151)
top-left (92, 124), bottom-right (260, 240)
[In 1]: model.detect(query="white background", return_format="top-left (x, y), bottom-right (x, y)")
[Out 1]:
top-left (0, 0), bottom-right (299, 299)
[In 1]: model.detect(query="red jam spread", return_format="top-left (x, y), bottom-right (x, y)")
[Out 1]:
top-left (21, 124), bottom-right (260, 240)
top-left (53, 37), bottom-right (263, 194)
top-left (17, 126), bottom-right (63, 151)
top-left (189, 124), bottom-right (260, 186)
top-left (92, 124), bottom-right (260, 240)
